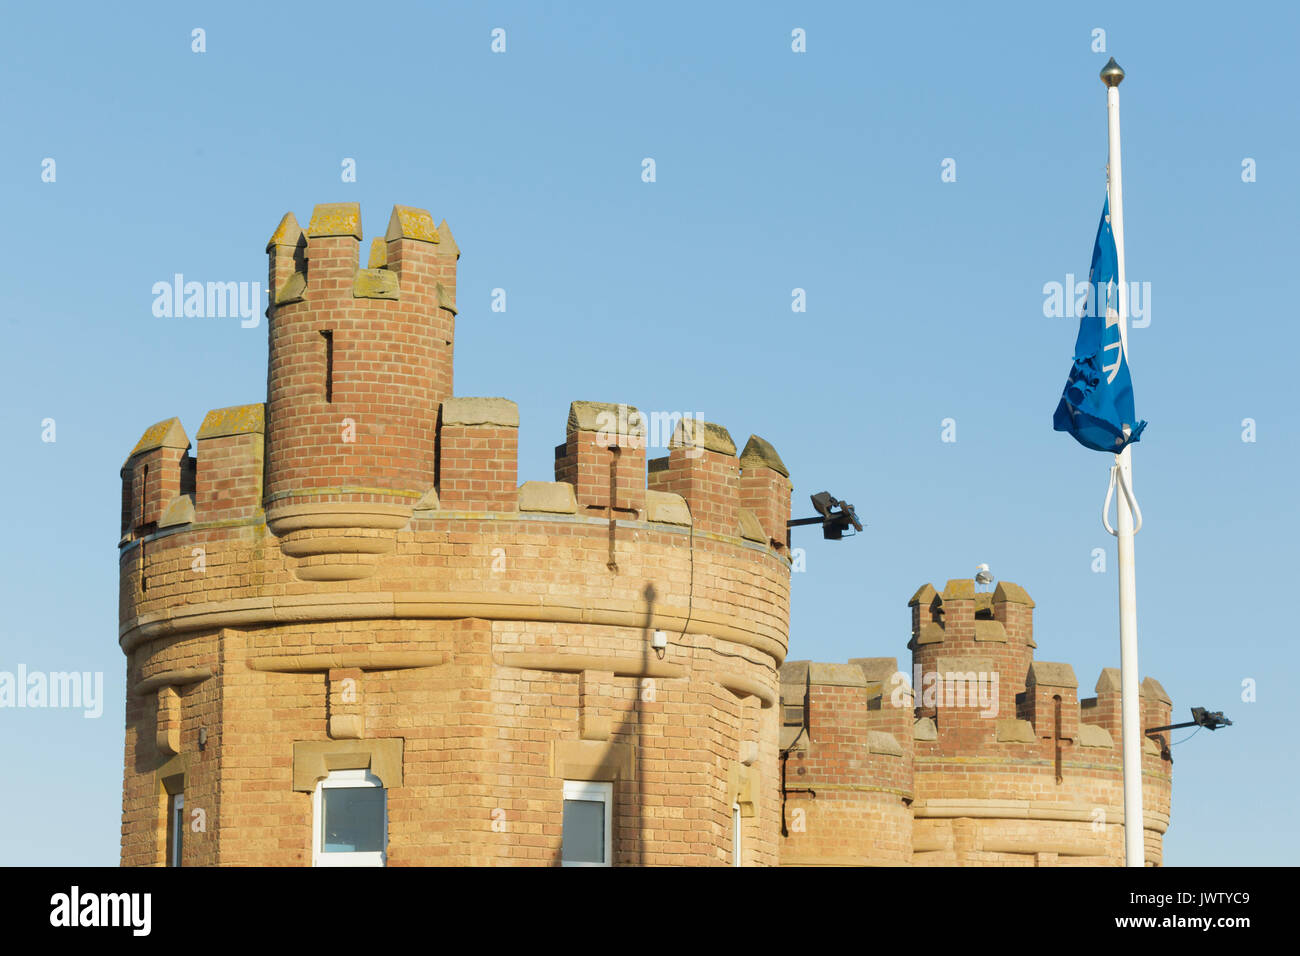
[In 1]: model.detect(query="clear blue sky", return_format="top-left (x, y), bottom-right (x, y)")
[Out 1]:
top-left (1, 1), bottom-right (1295, 866)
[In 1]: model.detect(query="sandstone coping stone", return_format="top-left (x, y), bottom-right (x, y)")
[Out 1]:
top-left (867, 730), bottom-right (903, 757)
top-left (779, 661), bottom-right (809, 685)
top-left (909, 583), bottom-right (938, 607)
top-left (1076, 723), bottom-right (1114, 749)
top-left (913, 717), bottom-right (938, 741)
top-left (266, 211), bottom-right (303, 251)
top-left (993, 581), bottom-right (1035, 607)
top-left (442, 397), bottom-right (519, 428)
top-left (1027, 661), bottom-right (1078, 690)
top-left (567, 400), bottom-right (643, 435)
top-left (807, 662), bottom-right (867, 687)
top-left (644, 490), bottom-right (690, 526)
top-left (518, 481), bottom-right (577, 514)
top-left (367, 237), bottom-right (387, 268)
top-left (158, 495), bottom-right (195, 529)
top-left (197, 403), bottom-right (265, 440)
top-left (353, 268), bottom-right (399, 299)
top-left (1141, 676), bottom-right (1172, 704)
top-left (1096, 667), bottom-right (1122, 693)
top-left (737, 508), bottom-right (766, 542)
top-left (669, 418), bottom-right (736, 456)
top-left (307, 201), bottom-right (361, 239)
top-left (850, 657), bottom-right (900, 683)
top-left (275, 271), bottom-right (307, 305)
top-left (412, 487), bottom-right (440, 511)
top-left (996, 718), bottom-right (1037, 743)
top-left (436, 219), bottom-right (459, 257)
top-left (974, 620), bottom-right (1007, 643)
top-left (942, 579), bottom-right (975, 601)
top-left (916, 623), bottom-right (945, 645)
top-left (739, 434), bottom-right (788, 477)
top-left (385, 205), bottom-right (439, 244)
top-left (127, 417), bottom-right (190, 462)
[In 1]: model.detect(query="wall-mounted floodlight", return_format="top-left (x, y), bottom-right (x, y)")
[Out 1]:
top-left (786, 492), bottom-right (863, 543)
top-left (1145, 706), bottom-right (1234, 763)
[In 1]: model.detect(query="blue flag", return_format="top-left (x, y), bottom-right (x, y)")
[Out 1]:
top-left (1053, 198), bottom-right (1147, 452)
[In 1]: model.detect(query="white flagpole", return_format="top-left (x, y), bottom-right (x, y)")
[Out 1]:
top-left (1101, 56), bottom-right (1145, 868)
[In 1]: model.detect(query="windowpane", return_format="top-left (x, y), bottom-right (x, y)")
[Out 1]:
top-left (321, 786), bottom-right (385, 853)
top-left (168, 794), bottom-right (184, 867)
top-left (562, 798), bottom-right (605, 864)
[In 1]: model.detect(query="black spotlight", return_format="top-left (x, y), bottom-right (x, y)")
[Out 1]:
top-left (789, 492), bottom-right (864, 542)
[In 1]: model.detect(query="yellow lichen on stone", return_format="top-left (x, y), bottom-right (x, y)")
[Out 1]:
top-left (385, 205), bottom-right (440, 244)
top-left (307, 202), bottom-right (362, 239)
top-left (367, 238), bottom-right (387, 269)
top-left (197, 404), bottom-right (265, 440)
top-left (128, 417), bottom-right (189, 461)
top-left (353, 268), bottom-right (400, 300)
top-left (266, 211), bottom-right (303, 251)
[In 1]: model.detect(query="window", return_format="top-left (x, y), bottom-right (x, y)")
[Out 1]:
top-left (733, 802), bottom-right (742, 867)
top-left (320, 330), bottom-right (334, 402)
top-left (166, 793), bottom-right (183, 867)
top-left (312, 769), bottom-right (386, 867)
top-left (562, 781), bottom-right (612, 867)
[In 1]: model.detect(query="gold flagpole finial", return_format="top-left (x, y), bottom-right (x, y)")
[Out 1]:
top-left (1100, 57), bottom-right (1125, 87)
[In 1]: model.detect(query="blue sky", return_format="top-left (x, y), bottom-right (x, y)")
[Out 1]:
top-left (1, 1), bottom-right (1295, 866)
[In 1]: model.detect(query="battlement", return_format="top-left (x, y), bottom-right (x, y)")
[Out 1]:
top-left (778, 574), bottom-right (1175, 866)
top-left (120, 396), bottom-right (792, 572)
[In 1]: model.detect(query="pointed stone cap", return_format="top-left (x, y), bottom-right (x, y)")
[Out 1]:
top-left (367, 238), bottom-right (387, 269)
top-left (669, 419), bottom-right (736, 456)
top-left (1096, 667), bottom-right (1122, 694)
top-left (941, 579), bottom-right (975, 601)
top-left (386, 205), bottom-right (440, 244)
top-left (739, 435), bottom-right (788, 477)
top-left (266, 212), bottom-right (303, 252)
top-left (850, 657), bottom-right (900, 684)
top-left (567, 401), bottom-right (643, 436)
top-left (1141, 676), bottom-right (1171, 704)
top-left (437, 219), bottom-right (459, 257)
top-left (993, 581), bottom-right (1035, 607)
top-left (307, 202), bottom-right (361, 239)
top-left (909, 583), bottom-right (937, 607)
top-left (1027, 661), bottom-right (1078, 690)
top-left (197, 403), bottom-right (265, 440)
top-left (126, 417), bottom-right (190, 463)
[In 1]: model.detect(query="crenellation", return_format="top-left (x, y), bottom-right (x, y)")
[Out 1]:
top-left (782, 575), bottom-right (1174, 866)
top-left (119, 200), bottom-right (793, 867)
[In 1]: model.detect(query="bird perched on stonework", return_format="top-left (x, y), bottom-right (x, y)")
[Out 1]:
top-left (975, 564), bottom-right (994, 588)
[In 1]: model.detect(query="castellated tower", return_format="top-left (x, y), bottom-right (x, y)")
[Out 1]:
top-left (778, 578), bottom-right (1174, 866)
top-left (118, 203), bottom-right (793, 866)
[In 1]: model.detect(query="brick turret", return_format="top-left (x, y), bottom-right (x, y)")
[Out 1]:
top-left (117, 201), bottom-right (795, 867)
top-left (263, 203), bottom-right (458, 579)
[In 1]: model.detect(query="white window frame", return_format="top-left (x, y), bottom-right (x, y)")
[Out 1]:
top-left (312, 769), bottom-right (387, 867)
top-left (561, 780), bottom-right (613, 867)
top-left (168, 793), bottom-right (184, 867)
top-left (733, 802), bottom-right (742, 867)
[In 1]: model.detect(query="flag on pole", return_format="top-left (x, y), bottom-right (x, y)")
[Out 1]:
top-left (1053, 198), bottom-right (1147, 452)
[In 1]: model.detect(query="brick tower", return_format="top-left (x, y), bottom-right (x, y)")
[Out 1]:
top-left (118, 203), bottom-right (794, 866)
top-left (778, 576), bottom-right (1174, 866)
